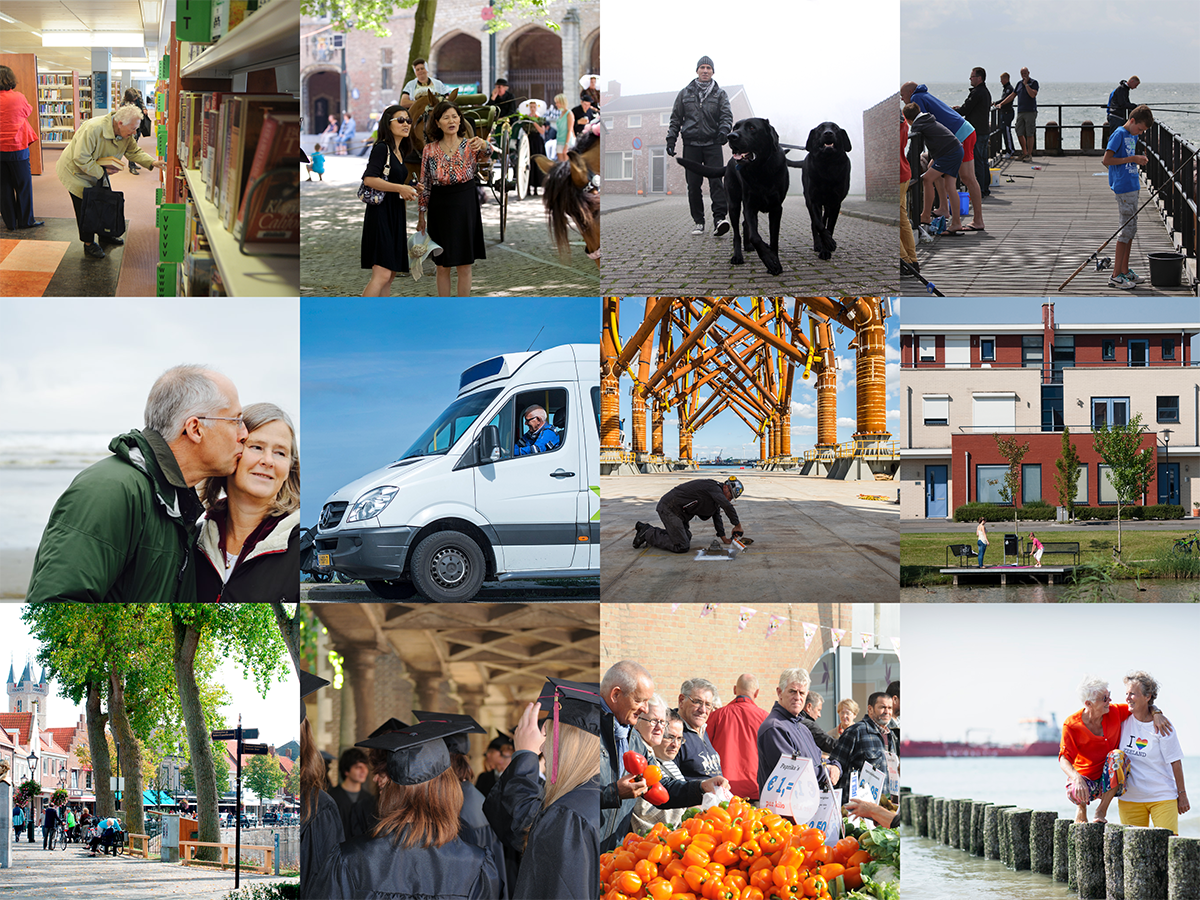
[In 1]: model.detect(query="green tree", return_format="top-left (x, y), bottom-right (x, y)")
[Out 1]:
top-left (283, 765), bottom-right (301, 800)
top-left (181, 743), bottom-right (232, 795)
top-left (1054, 426), bottom-right (1083, 522)
top-left (244, 755), bottom-right (286, 805)
top-left (993, 434), bottom-right (1031, 533)
top-left (302, 0), bottom-right (557, 37)
top-left (1093, 413), bottom-right (1157, 558)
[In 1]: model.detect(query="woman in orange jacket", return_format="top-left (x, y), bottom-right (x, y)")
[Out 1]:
top-left (0, 64), bottom-right (43, 230)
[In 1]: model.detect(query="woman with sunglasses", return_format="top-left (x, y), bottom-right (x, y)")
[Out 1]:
top-left (361, 105), bottom-right (419, 296)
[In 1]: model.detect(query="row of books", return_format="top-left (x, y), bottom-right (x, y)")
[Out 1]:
top-left (177, 90), bottom-right (300, 245)
top-left (39, 130), bottom-right (74, 141)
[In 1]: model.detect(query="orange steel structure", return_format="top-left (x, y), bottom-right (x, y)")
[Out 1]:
top-left (601, 297), bottom-right (891, 468)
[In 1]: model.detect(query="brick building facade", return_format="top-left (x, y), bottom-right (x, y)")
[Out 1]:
top-left (300, 0), bottom-right (599, 135)
top-left (863, 92), bottom-right (900, 204)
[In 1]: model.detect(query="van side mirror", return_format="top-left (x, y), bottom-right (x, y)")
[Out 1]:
top-left (479, 425), bottom-right (501, 462)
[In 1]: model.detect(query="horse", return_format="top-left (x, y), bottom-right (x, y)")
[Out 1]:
top-left (532, 119), bottom-right (601, 265)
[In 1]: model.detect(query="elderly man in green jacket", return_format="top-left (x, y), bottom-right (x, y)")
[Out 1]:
top-left (26, 365), bottom-right (247, 605)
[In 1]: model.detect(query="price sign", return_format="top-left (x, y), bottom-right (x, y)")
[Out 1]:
top-left (760, 755), bottom-right (820, 822)
top-left (156, 262), bottom-right (177, 297)
top-left (855, 762), bottom-right (886, 803)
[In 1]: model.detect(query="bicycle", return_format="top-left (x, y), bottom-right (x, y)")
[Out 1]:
top-left (1172, 531), bottom-right (1200, 554)
top-left (50, 816), bottom-right (67, 850)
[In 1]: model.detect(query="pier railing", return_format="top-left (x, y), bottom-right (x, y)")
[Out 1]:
top-left (1143, 122), bottom-right (1198, 269)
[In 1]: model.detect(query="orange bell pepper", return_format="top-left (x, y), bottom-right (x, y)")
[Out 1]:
top-left (682, 844), bottom-right (711, 868)
top-left (724, 871), bottom-right (748, 892)
top-left (615, 870), bottom-right (643, 894)
top-left (692, 833), bottom-right (718, 854)
top-left (684, 817), bottom-right (706, 836)
top-left (833, 837), bottom-right (859, 861)
top-left (670, 874), bottom-right (690, 894)
top-left (818, 863), bottom-right (844, 882)
top-left (736, 838), bottom-right (760, 862)
top-left (758, 830), bottom-right (784, 853)
top-left (704, 861), bottom-right (726, 881)
top-left (636, 859), bottom-right (659, 883)
top-left (614, 851), bottom-right (637, 871)
top-left (644, 764), bottom-right (664, 786)
top-left (772, 864), bottom-right (799, 889)
top-left (797, 829), bottom-right (823, 852)
top-left (842, 866), bottom-right (863, 890)
top-left (809, 845), bottom-right (833, 867)
top-left (778, 847), bottom-right (805, 870)
top-left (646, 878), bottom-right (674, 900)
top-left (747, 855), bottom-right (773, 875)
top-left (722, 823), bottom-right (744, 846)
top-left (846, 850), bottom-right (872, 868)
top-left (749, 868), bottom-right (774, 892)
top-left (712, 841), bottom-right (739, 867)
top-left (706, 806), bottom-right (732, 829)
top-left (739, 887), bottom-right (765, 900)
top-left (684, 864), bottom-right (711, 893)
top-left (801, 875), bottom-right (827, 898)
top-left (665, 829), bottom-right (690, 854)
top-left (663, 858), bottom-right (687, 880)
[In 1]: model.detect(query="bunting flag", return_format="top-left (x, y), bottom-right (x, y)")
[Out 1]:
top-left (803, 621), bottom-right (818, 650)
top-left (860, 632), bottom-right (873, 658)
top-left (891, 636), bottom-right (900, 660)
top-left (830, 628), bottom-right (846, 650)
top-left (701, 603), bottom-right (719, 618)
top-left (738, 607), bottom-right (757, 633)
top-left (766, 614), bottom-right (787, 638)
top-left (671, 604), bottom-right (683, 613)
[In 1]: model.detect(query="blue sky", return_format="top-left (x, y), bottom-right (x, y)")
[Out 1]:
top-left (300, 298), bottom-right (598, 520)
top-left (614, 298), bottom-right (901, 461)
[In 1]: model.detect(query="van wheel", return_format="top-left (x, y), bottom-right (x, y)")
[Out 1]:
top-left (365, 579), bottom-right (418, 600)
top-left (410, 531), bottom-right (486, 602)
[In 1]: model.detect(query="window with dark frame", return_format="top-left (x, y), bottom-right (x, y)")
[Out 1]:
top-left (1163, 338), bottom-right (1176, 360)
top-left (381, 48), bottom-right (393, 92)
top-left (1102, 340), bottom-right (1115, 361)
top-left (980, 338), bottom-right (995, 361)
top-left (1157, 395), bottom-right (1179, 423)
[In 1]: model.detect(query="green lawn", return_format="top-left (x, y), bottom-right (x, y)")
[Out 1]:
top-left (900, 529), bottom-right (1198, 585)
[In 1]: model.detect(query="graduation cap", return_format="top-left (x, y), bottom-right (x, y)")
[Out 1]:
top-left (412, 711), bottom-right (485, 756)
top-left (487, 731), bottom-right (514, 752)
top-left (367, 717), bottom-right (409, 739)
top-left (536, 677), bottom-right (602, 783)
top-left (300, 670), bottom-right (329, 722)
top-left (355, 720), bottom-right (476, 786)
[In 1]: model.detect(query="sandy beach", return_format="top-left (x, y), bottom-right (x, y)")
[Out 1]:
top-left (1, 546), bottom-right (35, 600)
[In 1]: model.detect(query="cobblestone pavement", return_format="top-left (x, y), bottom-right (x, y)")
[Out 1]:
top-left (600, 195), bottom-right (898, 297)
top-left (0, 839), bottom-right (292, 899)
top-left (300, 154), bottom-right (601, 297)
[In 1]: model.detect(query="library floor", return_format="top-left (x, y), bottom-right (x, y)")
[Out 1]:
top-left (3, 148), bottom-right (161, 297)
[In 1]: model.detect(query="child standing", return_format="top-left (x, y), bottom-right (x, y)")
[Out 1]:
top-left (307, 144), bottom-right (325, 182)
top-left (904, 102), bottom-right (963, 244)
top-left (1029, 532), bottom-right (1045, 567)
top-left (1102, 104), bottom-right (1154, 290)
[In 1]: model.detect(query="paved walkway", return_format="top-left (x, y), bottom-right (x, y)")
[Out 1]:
top-left (901, 154), bottom-right (1196, 297)
top-left (0, 839), bottom-right (293, 899)
top-left (601, 195), bottom-right (898, 297)
top-left (300, 153), bottom-right (601, 297)
top-left (601, 470), bottom-right (899, 602)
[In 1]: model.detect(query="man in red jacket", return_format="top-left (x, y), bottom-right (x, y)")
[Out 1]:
top-left (705, 673), bottom-right (769, 799)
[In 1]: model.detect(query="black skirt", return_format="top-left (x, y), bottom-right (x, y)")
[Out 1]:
top-left (360, 142), bottom-right (409, 272)
top-left (427, 179), bottom-right (485, 268)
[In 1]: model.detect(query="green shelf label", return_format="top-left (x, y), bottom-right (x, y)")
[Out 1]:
top-left (177, 0), bottom-right (214, 42)
top-left (156, 187), bottom-right (164, 206)
top-left (156, 128), bottom-right (167, 158)
top-left (157, 262), bottom-right (178, 297)
top-left (159, 204), bottom-right (186, 263)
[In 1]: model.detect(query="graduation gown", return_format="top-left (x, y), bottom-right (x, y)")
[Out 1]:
top-left (512, 776), bottom-right (600, 900)
top-left (482, 750), bottom-right (544, 893)
top-left (460, 780), bottom-right (509, 899)
top-left (326, 829), bottom-right (501, 900)
top-left (327, 784), bottom-right (378, 841)
top-left (302, 790), bottom-right (345, 900)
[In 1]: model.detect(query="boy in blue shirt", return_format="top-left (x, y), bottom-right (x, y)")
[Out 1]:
top-left (1102, 105), bottom-right (1154, 290)
top-left (307, 143), bottom-right (325, 182)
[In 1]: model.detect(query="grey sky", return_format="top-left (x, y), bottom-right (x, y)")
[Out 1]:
top-left (902, 0), bottom-right (1200, 83)
top-left (601, 0), bottom-right (899, 195)
top-left (0, 603), bottom-right (298, 755)
top-left (903, 604), bottom-right (1200, 754)
top-left (0, 299), bottom-right (300, 436)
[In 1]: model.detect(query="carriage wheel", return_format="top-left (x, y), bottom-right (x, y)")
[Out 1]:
top-left (515, 128), bottom-right (531, 201)
top-left (499, 126), bottom-right (511, 243)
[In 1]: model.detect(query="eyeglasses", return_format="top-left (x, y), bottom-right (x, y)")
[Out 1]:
top-left (198, 415), bottom-right (244, 428)
top-left (638, 715), bottom-right (667, 730)
top-left (685, 696), bottom-right (715, 711)
top-left (660, 734), bottom-right (683, 746)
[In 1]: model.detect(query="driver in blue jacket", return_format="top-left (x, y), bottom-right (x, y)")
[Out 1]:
top-left (514, 404), bottom-right (560, 456)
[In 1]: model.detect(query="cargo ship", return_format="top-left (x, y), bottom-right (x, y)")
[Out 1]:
top-left (902, 714), bottom-right (1060, 757)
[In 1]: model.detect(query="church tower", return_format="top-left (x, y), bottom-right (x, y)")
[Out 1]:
top-left (7, 658), bottom-right (50, 731)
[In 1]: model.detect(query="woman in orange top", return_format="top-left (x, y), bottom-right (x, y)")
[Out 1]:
top-left (0, 65), bottom-right (43, 230)
top-left (1058, 675), bottom-right (1171, 823)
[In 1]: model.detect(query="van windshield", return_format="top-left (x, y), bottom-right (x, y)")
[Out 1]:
top-left (397, 388), bottom-right (502, 460)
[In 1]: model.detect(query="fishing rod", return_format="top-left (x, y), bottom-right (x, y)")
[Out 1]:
top-left (901, 260), bottom-right (945, 296)
top-left (1058, 148), bottom-right (1198, 291)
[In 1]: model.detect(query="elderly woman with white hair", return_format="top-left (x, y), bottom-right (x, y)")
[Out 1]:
top-left (756, 667), bottom-right (840, 798)
top-left (56, 103), bottom-right (165, 259)
top-left (1117, 671), bottom-right (1189, 834)
top-left (1059, 674), bottom-right (1172, 824)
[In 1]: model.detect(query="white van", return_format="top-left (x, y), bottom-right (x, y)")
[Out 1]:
top-left (314, 343), bottom-right (600, 601)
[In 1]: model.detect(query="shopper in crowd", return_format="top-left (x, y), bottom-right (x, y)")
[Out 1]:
top-left (0, 64), bottom-right (43, 230)
top-left (360, 105), bottom-right (419, 295)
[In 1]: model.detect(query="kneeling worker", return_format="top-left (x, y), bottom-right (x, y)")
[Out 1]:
top-left (633, 476), bottom-right (744, 552)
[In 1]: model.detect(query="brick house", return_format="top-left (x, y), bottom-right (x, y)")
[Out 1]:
top-left (898, 302), bottom-right (1199, 519)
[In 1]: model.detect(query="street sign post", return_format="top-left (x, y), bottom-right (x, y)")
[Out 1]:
top-left (211, 717), bottom-right (265, 889)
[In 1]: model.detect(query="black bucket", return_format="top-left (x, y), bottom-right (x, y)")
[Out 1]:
top-left (1147, 251), bottom-right (1185, 287)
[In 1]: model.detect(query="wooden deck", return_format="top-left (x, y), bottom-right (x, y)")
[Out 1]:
top-left (941, 565), bottom-right (1077, 585)
top-left (903, 155), bottom-right (1196, 297)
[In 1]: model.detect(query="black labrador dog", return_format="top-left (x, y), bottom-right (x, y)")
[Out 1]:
top-left (794, 121), bottom-right (852, 260)
top-left (676, 117), bottom-right (789, 275)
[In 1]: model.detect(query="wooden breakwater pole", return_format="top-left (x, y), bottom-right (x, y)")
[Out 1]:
top-left (900, 794), bottom-right (1199, 899)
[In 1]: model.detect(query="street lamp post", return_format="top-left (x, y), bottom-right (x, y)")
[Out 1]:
top-left (27, 749), bottom-right (39, 823)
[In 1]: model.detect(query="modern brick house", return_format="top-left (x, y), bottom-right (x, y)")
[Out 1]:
top-left (599, 80), bottom-right (752, 196)
top-left (898, 302), bottom-right (1199, 519)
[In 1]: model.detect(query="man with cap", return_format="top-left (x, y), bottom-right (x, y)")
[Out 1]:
top-left (485, 677), bottom-right (601, 899)
top-left (599, 660), bottom-right (729, 853)
top-left (413, 710), bottom-right (508, 898)
top-left (328, 720), bottom-right (502, 899)
top-left (571, 91), bottom-right (600, 141)
top-left (489, 78), bottom-right (518, 120)
top-left (476, 732), bottom-right (514, 797)
top-left (666, 56), bottom-right (732, 236)
top-left (300, 671), bottom-right (342, 900)
top-left (633, 476), bottom-right (744, 553)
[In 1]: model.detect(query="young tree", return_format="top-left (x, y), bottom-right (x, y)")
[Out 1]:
top-left (1054, 426), bottom-right (1083, 522)
top-left (993, 434), bottom-right (1031, 533)
top-left (244, 754), bottom-right (286, 807)
top-left (1093, 413), bottom-right (1156, 558)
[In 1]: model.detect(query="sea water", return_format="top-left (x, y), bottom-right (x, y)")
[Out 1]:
top-left (0, 431), bottom-right (112, 548)
top-left (923, 81), bottom-right (1200, 148)
top-left (902, 756), bottom-right (1200, 899)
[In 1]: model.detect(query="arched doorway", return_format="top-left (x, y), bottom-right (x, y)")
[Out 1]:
top-left (504, 26), bottom-right (562, 108)
top-left (585, 31), bottom-right (599, 79)
top-left (306, 69), bottom-right (341, 135)
top-left (434, 32), bottom-right (482, 94)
